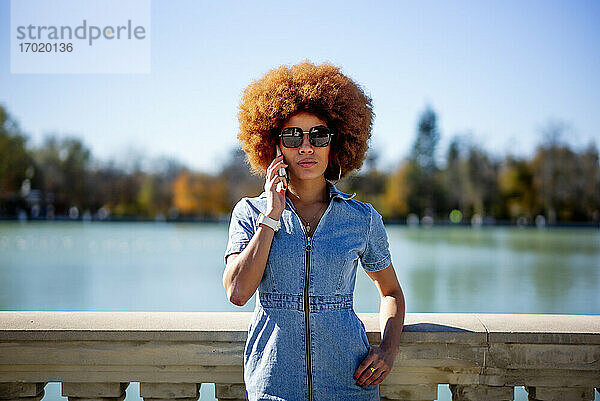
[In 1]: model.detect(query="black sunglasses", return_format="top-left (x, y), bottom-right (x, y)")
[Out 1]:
top-left (279, 125), bottom-right (334, 148)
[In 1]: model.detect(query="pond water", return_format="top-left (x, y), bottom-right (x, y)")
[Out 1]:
top-left (1, 222), bottom-right (598, 400)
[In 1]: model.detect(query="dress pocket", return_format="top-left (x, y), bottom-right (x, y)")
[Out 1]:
top-left (244, 308), bottom-right (262, 360)
top-left (352, 310), bottom-right (370, 352)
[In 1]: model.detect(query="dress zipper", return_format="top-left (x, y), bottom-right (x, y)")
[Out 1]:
top-left (286, 195), bottom-right (334, 401)
top-left (304, 229), bottom-right (313, 401)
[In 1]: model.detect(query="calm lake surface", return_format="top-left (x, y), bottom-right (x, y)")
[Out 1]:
top-left (1, 222), bottom-right (599, 401)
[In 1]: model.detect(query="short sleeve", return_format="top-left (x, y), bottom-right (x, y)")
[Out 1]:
top-left (224, 199), bottom-right (256, 263)
top-left (360, 204), bottom-right (392, 272)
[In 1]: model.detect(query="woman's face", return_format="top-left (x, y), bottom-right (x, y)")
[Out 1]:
top-left (279, 111), bottom-right (330, 182)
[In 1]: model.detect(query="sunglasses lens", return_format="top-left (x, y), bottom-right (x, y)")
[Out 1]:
top-left (281, 127), bottom-right (303, 148)
top-left (282, 136), bottom-right (302, 148)
top-left (310, 126), bottom-right (332, 147)
top-left (280, 126), bottom-right (332, 147)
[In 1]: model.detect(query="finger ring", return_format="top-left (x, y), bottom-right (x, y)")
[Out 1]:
top-left (370, 367), bottom-right (376, 373)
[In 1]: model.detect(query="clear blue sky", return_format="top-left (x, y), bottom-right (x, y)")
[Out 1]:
top-left (1, 0), bottom-right (599, 173)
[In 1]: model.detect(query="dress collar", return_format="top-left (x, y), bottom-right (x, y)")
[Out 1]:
top-left (327, 181), bottom-right (356, 201)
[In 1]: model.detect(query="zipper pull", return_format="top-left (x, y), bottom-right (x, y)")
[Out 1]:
top-left (307, 236), bottom-right (312, 251)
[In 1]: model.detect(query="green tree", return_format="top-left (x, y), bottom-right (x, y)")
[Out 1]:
top-left (406, 105), bottom-right (442, 218)
top-left (579, 142), bottom-right (600, 221)
top-left (443, 136), bottom-right (468, 215)
top-left (465, 144), bottom-right (500, 218)
top-left (0, 105), bottom-right (34, 198)
top-left (34, 135), bottom-right (92, 214)
top-left (530, 120), bottom-right (585, 222)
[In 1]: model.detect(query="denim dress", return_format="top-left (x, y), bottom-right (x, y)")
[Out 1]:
top-left (225, 182), bottom-right (392, 401)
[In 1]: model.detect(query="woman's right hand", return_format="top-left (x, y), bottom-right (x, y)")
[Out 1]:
top-left (265, 155), bottom-right (288, 220)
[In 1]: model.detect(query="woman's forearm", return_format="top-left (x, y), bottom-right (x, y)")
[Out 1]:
top-left (223, 226), bottom-right (275, 306)
top-left (378, 290), bottom-right (406, 358)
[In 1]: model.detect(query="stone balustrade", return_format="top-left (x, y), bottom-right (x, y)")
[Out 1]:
top-left (0, 312), bottom-right (599, 401)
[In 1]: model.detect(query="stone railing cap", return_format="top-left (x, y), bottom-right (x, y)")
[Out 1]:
top-left (0, 311), bottom-right (598, 344)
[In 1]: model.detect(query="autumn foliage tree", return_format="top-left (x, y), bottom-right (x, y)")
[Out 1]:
top-left (498, 156), bottom-right (537, 220)
top-left (381, 161), bottom-right (411, 219)
top-left (172, 170), bottom-right (229, 218)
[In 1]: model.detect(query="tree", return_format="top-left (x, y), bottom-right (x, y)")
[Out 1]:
top-left (0, 105), bottom-right (34, 198)
top-left (342, 148), bottom-right (386, 209)
top-left (406, 105), bottom-right (441, 217)
top-left (219, 148), bottom-right (263, 208)
top-left (411, 105), bottom-right (440, 174)
top-left (381, 160), bottom-right (411, 218)
top-left (579, 142), bottom-right (600, 221)
top-left (33, 135), bottom-right (92, 214)
top-left (498, 156), bottom-right (536, 221)
top-left (530, 120), bottom-right (581, 222)
top-left (173, 170), bottom-right (229, 217)
top-left (465, 144), bottom-right (500, 218)
top-left (443, 136), bottom-right (469, 214)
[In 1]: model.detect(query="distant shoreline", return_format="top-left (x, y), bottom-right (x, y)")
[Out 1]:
top-left (1, 216), bottom-right (598, 229)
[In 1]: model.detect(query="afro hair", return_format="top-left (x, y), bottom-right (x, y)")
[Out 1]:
top-left (237, 60), bottom-right (374, 180)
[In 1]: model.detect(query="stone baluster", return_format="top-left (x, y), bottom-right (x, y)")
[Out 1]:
top-left (62, 382), bottom-right (129, 401)
top-left (214, 384), bottom-right (247, 401)
top-left (449, 384), bottom-right (514, 400)
top-left (380, 384), bottom-right (438, 401)
top-left (140, 383), bottom-right (200, 401)
top-left (0, 383), bottom-right (46, 401)
top-left (524, 386), bottom-right (595, 401)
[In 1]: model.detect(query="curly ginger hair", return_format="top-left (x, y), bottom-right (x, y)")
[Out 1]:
top-left (237, 60), bottom-right (374, 180)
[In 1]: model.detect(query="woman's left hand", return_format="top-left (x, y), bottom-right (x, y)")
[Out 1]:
top-left (354, 345), bottom-right (397, 387)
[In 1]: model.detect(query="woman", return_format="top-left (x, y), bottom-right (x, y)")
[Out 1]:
top-left (223, 60), bottom-right (405, 401)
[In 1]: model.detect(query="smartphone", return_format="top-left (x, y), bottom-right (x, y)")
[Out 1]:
top-left (276, 145), bottom-right (287, 192)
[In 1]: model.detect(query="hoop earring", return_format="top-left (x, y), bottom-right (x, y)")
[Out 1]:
top-left (337, 166), bottom-right (342, 181)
